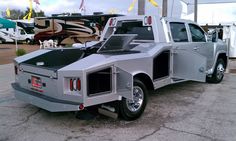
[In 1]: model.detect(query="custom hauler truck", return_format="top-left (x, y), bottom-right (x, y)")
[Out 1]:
top-left (12, 15), bottom-right (228, 120)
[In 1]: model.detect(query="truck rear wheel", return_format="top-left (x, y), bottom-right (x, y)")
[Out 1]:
top-left (207, 58), bottom-right (225, 83)
top-left (119, 79), bottom-right (148, 120)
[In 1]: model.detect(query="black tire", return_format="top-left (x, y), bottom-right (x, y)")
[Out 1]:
top-left (206, 58), bottom-right (225, 83)
top-left (119, 79), bottom-right (148, 121)
top-left (26, 39), bottom-right (31, 44)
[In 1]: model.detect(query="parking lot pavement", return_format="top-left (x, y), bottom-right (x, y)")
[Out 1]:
top-left (0, 63), bottom-right (236, 141)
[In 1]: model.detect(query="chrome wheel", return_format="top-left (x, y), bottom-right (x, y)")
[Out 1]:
top-left (119, 79), bottom-right (148, 120)
top-left (126, 86), bottom-right (144, 112)
top-left (216, 63), bottom-right (224, 80)
top-left (206, 58), bottom-right (225, 83)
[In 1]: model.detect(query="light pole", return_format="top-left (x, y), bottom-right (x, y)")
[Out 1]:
top-left (138, 0), bottom-right (145, 15)
top-left (162, 0), bottom-right (168, 17)
top-left (194, 0), bottom-right (198, 22)
top-left (137, 0), bottom-right (167, 16)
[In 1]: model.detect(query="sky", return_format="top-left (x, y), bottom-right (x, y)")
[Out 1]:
top-left (1, 0), bottom-right (236, 25)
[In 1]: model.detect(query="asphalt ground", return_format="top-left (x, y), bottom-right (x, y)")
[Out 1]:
top-left (0, 61), bottom-right (236, 141)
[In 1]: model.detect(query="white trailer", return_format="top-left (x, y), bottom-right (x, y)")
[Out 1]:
top-left (223, 24), bottom-right (236, 58)
top-left (0, 26), bottom-right (34, 44)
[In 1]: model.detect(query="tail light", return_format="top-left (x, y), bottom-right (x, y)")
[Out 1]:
top-left (144, 16), bottom-right (152, 25)
top-left (109, 18), bottom-right (116, 26)
top-left (77, 79), bottom-right (81, 91)
top-left (70, 79), bottom-right (74, 91)
top-left (109, 18), bottom-right (113, 26)
top-left (69, 78), bottom-right (81, 91)
top-left (79, 104), bottom-right (84, 110)
top-left (147, 16), bottom-right (152, 25)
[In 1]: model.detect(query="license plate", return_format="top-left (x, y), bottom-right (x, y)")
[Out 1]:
top-left (31, 76), bottom-right (42, 89)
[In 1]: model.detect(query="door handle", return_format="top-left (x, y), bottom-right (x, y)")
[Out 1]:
top-left (194, 47), bottom-right (199, 50)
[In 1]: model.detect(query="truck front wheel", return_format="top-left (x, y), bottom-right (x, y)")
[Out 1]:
top-left (26, 39), bottom-right (32, 44)
top-left (207, 58), bottom-right (225, 83)
top-left (119, 79), bottom-right (148, 120)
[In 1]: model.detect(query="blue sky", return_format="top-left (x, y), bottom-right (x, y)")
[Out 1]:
top-left (1, 0), bottom-right (236, 24)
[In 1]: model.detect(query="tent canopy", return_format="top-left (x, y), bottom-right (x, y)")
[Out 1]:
top-left (0, 18), bottom-right (16, 29)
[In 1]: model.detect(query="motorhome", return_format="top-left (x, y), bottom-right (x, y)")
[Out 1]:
top-left (34, 13), bottom-right (122, 45)
top-left (0, 26), bottom-right (34, 44)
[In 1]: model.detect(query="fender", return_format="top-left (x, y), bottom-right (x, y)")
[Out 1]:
top-left (132, 71), bottom-right (154, 90)
top-left (206, 50), bottom-right (227, 75)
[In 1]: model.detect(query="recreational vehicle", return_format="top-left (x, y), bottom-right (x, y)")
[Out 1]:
top-left (34, 13), bottom-right (122, 45)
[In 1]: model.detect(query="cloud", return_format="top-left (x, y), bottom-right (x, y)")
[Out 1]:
top-left (1, 0), bottom-right (236, 25)
top-left (197, 3), bottom-right (236, 24)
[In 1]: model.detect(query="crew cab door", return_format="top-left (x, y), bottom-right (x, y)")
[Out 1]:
top-left (188, 23), bottom-right (214, 70)
top-left (172, 47), bottom-right (207, 82)
top-left (169, 22), bottom-right (207, 82)
top-left (116, 67), bottom-right (133, 100)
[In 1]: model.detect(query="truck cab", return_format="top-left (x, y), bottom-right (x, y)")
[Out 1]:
top-left (12, 15), bottom-right (228, 120)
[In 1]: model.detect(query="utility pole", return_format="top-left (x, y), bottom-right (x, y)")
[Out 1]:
top-left (138, 0), bottom-right (145, 15)
top-left (138, 0), bottom-right (168, 16)
top-left (194, 0), bottom-right (198, 22)
top-left (162, 0), bottom-right (168, 17)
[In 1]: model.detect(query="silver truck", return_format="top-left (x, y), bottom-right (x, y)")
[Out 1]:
top-left (12, 15), bottom-right (227, 120)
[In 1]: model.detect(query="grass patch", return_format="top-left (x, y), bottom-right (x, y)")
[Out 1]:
top-left (16, 48), bottom-right (27, 56)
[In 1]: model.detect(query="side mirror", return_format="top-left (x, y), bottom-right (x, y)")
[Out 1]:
top-left (207, 31), bottom-right (218, 42)
top-left (207, 34), bottom-right (213, 42)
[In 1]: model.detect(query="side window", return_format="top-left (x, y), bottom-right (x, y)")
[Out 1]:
top-left (20, 30), bottom-right (25, 35)
top-left (45, 20), bottom-right (50, 27)
top-left (189, 24), bottom-right (206, 42)
top-left (170, 22), bottom-right (188, 42)
top-left (115, 21), bottom-right (154, 40)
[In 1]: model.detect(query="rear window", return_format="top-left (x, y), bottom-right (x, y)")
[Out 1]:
top-left (170, 22), bottom-right (188, 42)
top-left (114, 21), bottom-right (154, 40)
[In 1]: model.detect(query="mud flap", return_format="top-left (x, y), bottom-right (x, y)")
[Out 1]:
top-left (116, 67), bottom-right (133, 100)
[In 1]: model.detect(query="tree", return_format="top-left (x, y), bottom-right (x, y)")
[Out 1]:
top-left (2, 8), bottom-right (45, 20)
top-left (2, 9), bottom-right (25, 20)
top-left (24, 7), bottom-right (45, 18)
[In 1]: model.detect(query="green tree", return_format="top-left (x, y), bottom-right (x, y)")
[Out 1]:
top-left (24, 7), bottom-right (45, 18)
top-left (2, 8), bottom-right (45, 20)
top-left (2, 9), bottom-right (25, 20)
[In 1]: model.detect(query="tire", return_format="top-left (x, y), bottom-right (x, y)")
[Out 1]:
top-left (206, 58), bottom-right (225, 83)
top-left (119, 79), bottom-right (148, 121)
top-left (26, 39), bottom-right (31, 44)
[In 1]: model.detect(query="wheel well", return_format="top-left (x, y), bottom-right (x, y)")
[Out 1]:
top-left (218, 53), bottom-right (227, 68)
top-left (134, 73), bottom-right (154, 90)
